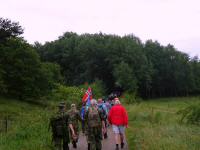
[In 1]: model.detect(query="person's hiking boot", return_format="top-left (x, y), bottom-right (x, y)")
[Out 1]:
top-left (88, 143), bottom-right (90, 150)
top-left (72, 141), bottom-right (77, 148)
top-left (115, 144), bottom-right (119, 150)
top-left (121, 142), bottom-right (125, 149)
top-left (104, 132), bottom-right (108, 139)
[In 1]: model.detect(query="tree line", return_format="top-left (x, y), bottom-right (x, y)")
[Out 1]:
top-left (0, 18), bottom-right (62, 100)
top-left (35, 32), bottom-right (200, 98)
top-left (1, 17), bottom-right (200, 100)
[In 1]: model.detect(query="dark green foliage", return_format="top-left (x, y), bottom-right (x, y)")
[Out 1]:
top-left (81, 79), bottom-right (106, 98)
top-left (1, 17), bottom-right (200, 99)
top-left (38, 62), bottom-right (63, 93)
top-left (0, 18), bottom-right (23, 41)
top-left (0, 18), bottom-right (63, 100)
top-left (50, 81), bottom-right (105, 108)
top-left (35, 32), bottom-right (200, 98)
top-left (50, 84), bottom-right (84, 108)
top-left (177, 103), bottom-right (200, 125)
top-left (0, 38), bottom-right (40, 98)
top-left (113, 61), bottom-right (137, 92)
top-left (0, 66), bottom-right (6, 93)
top-left (0, 38), bottom-right (60, 99)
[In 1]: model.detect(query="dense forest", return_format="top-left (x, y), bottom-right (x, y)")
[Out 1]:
top-left (1, 17), bottom-right (200, 100)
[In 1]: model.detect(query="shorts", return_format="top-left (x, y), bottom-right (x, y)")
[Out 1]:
top-left (112, 125), bottom-right (125, 134)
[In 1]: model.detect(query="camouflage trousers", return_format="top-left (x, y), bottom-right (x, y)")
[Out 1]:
top-left (87, 127), bottom-right (102, 150)
top-left (53, 137), bottom-right (69, 150)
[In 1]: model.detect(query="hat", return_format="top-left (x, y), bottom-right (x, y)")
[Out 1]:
top-left (91, 99), bottom-right (97, 105)
top-left (59, 102), bottom-right (66, 106)
top-left (71, 103), bottom-right (76, 108)
top-left (58, 102), bottom-right (65, 112)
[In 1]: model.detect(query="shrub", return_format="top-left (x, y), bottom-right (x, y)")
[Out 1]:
top-left (50, 84), bottom-right (84, 108)
top-left (177, 103), bottom-right (200, 125)
top-left (79, 79), bottom-right (106, 99)
top-left (49, 80), bottom-right (106, 109)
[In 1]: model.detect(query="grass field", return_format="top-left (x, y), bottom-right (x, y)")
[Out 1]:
top-left (0, 97), bottom-right (200, 150)
top-left (0, 98), bottom-right (54, 150)
top-left (125, 97), bottom-right (200, 150)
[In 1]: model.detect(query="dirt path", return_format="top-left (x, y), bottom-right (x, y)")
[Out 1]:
top-left (69, 127), bottom-right (129, 150)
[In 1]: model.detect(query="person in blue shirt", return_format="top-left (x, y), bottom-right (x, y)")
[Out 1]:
top-left (97, 98), bottom-right (108, 139)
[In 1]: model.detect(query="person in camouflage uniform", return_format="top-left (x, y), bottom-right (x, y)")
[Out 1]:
top-left (84, 99), bottom-right (106, 150)
top-left (68, 103), bottom-right (82, 148)
top-left (50, 102), bottom-right (69, 150)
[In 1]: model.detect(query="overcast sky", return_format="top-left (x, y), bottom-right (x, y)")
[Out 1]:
top-left (1, 0), bottom-right (200, 57)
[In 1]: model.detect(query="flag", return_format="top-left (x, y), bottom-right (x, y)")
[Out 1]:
top-left (82, 87), bottom-right (92, 104)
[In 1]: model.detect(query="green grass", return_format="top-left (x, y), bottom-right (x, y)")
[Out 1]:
top-left (0, 97), bottom-right (54, 150)
top-left (125, 97), bottom-right (200, 150)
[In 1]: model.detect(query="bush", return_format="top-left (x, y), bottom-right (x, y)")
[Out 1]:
top-left (50, 84), bottom-right (84, 108)
top-left (79, 79), bottom-right (106, 99)
top-left (49, 80), bottom-right (106, 109)
top-left (177, 103), bottom-right (200, 125)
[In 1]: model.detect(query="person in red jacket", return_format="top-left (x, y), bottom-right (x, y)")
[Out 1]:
top-left (108, 98), bottom-right (128, 150)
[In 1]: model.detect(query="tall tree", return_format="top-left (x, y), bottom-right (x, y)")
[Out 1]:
top-left (0, 18), bottom-right (23, 41)
top-left (113, 61), bottom-right (137, 93)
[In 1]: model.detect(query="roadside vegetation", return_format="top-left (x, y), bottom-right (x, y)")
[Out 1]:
top-left (0, 81), bottom-right (105, 150)
top-left (126, 97), bottom-right (200, 150)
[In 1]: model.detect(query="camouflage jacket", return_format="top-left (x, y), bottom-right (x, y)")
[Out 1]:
top-left (67, 109), bottom-right (81, 130)
top-left (50, 112), bottom-right (69, 140)
top-left (84, 106), bottom-right (104, 128)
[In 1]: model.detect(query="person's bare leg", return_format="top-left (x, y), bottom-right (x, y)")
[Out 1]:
top-left (115, 133), bottom-right (120, 144)
top-left (115, 133), bottom-right (120, 149)
top-left (120, 133), bottom-right (124, 143)
top-left (120, 133), bottom-right (125, 148)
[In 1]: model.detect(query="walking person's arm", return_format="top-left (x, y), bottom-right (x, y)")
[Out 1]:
top-left (108, 107), bottom-right (113, 125)
top-left (102, 120), bottom-right (106, 134)
top-left (69, 124), bottom-right (76, 136)
top-left (122, 106), bottom-right (128, 128)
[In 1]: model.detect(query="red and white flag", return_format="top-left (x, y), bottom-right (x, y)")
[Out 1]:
top-left (82, 87), bottom-right (92, 103)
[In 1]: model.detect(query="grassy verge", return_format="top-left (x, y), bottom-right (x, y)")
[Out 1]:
top-left (125, 97), bottom-right (200, 150)
top-left (0, 97), bottom-right (54, 150)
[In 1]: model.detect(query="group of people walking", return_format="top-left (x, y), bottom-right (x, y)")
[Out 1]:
top-left (49, 97), bottom-right (128, 150)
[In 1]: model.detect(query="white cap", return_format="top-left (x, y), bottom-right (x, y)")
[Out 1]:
top-left (91, 99), bottom-right (97, 105)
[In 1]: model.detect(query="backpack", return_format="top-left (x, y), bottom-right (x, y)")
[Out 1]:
top-left (98, 104), bottom-right (107, 120)
top-left (88, 107), bottom-right (101, 127)
top-left (50, 114), bottom-right (67, 137)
